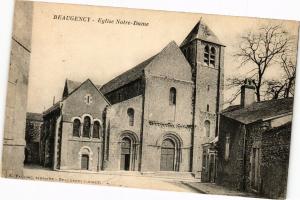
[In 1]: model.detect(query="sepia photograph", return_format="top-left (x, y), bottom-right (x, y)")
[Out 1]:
top-left (1, 0), bottom-right (299, 199)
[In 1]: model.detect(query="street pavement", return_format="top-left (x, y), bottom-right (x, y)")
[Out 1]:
top-left (9, 166), bottom-right (254, 198)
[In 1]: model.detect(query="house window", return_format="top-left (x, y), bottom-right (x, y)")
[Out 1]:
top-left (210, 47), bottom-right (216, 66)
top-left (127, 108), bottom-right (134, 126)
top-left (204, 45), bottom-right (209, 65)
top-left (83, 116), bottom-right (91, 138)
top-left (225, 133), bottom-right (230, 161)
top-left (73, 119), bottom-right (81, 137)
top-left (204, 120), bottom-right (211, 137)
top-left (169, 87), bottom-right (177, 105)
top-left (93, 121), bottom-right (101, 138)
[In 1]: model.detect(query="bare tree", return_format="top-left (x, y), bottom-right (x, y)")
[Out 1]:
top-left (281, 53), bottom-right (296, 97)
top-left (264, 50), bottom-right (297, 99)
top-left (234, 24), bottom-right (293, 101)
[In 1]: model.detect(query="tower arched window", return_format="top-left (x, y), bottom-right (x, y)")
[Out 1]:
top-left (83, 116), bottom-right (91, 138)
top-left (169, 87), bottom-right (177, 105)
top-left (204, 45), bottom-right (209, 65)
top-left (73, 119), bottom-right (81, 137)
top-left (93, 121), bottom-right (101, 138)
top-left (210, 47), bottom-right (216, 66)
top-left (204, 120), bottom-right (211, 137)
top-left (127, 108), bottom-right (134, 126)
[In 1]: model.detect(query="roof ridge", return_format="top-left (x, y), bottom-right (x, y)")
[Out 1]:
top-left (100, 41), bottom-right (179, 95)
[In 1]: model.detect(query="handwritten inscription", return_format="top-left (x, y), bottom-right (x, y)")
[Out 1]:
top-left (53, 15), bottom-right (149, 27)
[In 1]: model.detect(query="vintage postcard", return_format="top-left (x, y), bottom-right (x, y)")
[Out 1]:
top-left (1, 0), bottom-right (299, 199)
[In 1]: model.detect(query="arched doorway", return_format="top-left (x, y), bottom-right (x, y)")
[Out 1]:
top-left (78, 146), bottom-right (93, 170)
top-left (81, 154), bottom-right (89, 170)
top-left (120, 137), bottom-right (131, 171)
top-left (160, 139), bottom-right (176, 171)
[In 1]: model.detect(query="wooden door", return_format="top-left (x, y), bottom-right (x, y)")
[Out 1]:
top-left (81, 155), bottom-right (89, 170)
top-left (160, 139), bottom-right (175, 171)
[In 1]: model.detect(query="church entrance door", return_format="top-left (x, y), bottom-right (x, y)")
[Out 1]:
top-left (160, 139), bottom-right (175, 171)
top-left (120, 137), bottom-right (131, 171)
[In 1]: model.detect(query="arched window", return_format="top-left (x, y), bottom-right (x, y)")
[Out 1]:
top-left (73, 119), bottom-right (81, 137)
top-left (204, 45), bottom-right (209, 65)
top-left (93, 121), bottom-right (101, 138)
top-left (207, 104), bottom-right (210, 112)
top-left (210, 47), bottom-right (216, 66)
top-left (169, 87), bottom-right (176, 105)
top-left (204, 120), bottom-right (211, 137)
top-left (83, 116), bottom-right (91, 138)
top-left (127, 108), bottom-right (134, 126)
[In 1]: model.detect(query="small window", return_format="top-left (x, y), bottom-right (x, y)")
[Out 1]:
top-left (207, 85), bottom-right (210, 92)
top-left (127, 108), bottom-right (134, 126)
top-left (210, 47), bottom-right (216, 66)
top-left (207, 104), bottom-right (210, 112)
top-left (204, 120), bottom-right (211, 137)
top-left (93, 121), bottom-right (101, 138)
top-left (84, 94), bottom-right (92, 105)
top-left (73, 119), bottom-right (81, 137)
top-left (225, 133), bottom-right (230, 161)
top-left (83, 116), bottom-right (91, 138)
top-left (169, 87), bottom-right (177, 105)
top-left (204, 45), bottom-right (209, 65)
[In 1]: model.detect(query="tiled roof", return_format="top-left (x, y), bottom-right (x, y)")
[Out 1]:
top-left (222, 97), bottom-right (294, 124)
top-left (180, 20), bottom-right (223, 47)
top-left (26, 112), bottom-right (43, 121)
top-left (100, 41), bottom-right (180, 95)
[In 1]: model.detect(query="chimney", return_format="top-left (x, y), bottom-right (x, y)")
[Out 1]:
top-left (240, 78), bottom-right (256, 107)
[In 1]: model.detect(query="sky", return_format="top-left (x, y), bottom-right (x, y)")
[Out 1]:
top-left (26, 2), bottom-right (299, 113)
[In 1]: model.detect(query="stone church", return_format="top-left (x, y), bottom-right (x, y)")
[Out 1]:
top-left (38, 20), bottom-right (225, 179)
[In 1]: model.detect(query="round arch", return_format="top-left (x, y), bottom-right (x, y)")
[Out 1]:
top-left (81, 113), bottom-right (94, 124)
top-left (78, 146), bottom-right (93, 170)
top-left (119, 131), bottom-right (139, 171)
top-left (71, 116), bottom-right (82, 123)
top-left (157, 132), bottom-right (182, 172)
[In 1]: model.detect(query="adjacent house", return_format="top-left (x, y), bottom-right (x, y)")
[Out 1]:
top-left (216, 79), bottom-right (293, 199)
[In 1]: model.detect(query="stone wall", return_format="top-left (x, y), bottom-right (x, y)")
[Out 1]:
top-left (104, 95), bottom-right (143, 171)
top-left (141, 60), bottom-right (194, 172)
top-left (2, 1), bottom-right (33, 177)
top-left (216, 116), bottom-right (245, 190)
top-left (260, 123), bottom-right (291, 199)
top-left (25, 118), bottom-right (43, 164)
top-left (58, 80), bottom-right (109, 171)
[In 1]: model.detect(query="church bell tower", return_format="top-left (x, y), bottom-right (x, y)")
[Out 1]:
top-left (180, 20), bottom-right (225, 176)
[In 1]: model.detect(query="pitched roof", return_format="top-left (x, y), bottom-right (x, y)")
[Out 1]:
top-left (222, 97), bottom-right (294, 124)
top-left (43, 101), bottom-right (61, 116)
top-left (180, 20), bottom-right (223, 47)
top-left (100, 41), bottom-right (179, 95)
top-left (64, 79), bottom-right (102, 98)
top-left (26, 112), bottom-right (43, 121)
